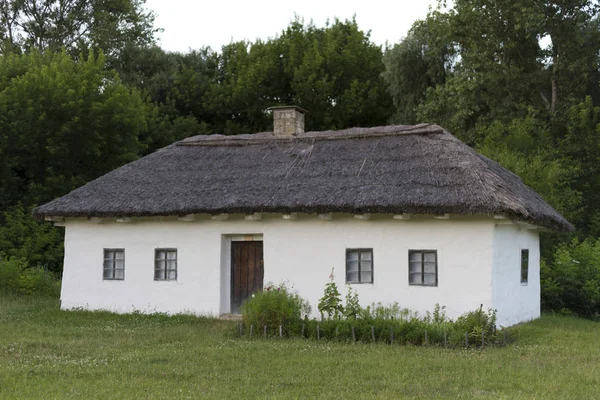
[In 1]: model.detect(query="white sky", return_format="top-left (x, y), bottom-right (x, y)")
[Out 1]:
top-left (144, 0), bottom-right (441, 53)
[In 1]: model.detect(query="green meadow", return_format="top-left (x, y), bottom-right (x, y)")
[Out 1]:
top-left (0, 296), bottom-right (598, 399)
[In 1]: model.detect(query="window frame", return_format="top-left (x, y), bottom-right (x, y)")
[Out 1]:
top-left (103, 248), bottom-right (125, 281)
top-left (345, 248), bottom-right (374, 284)
top-left (408, 250), bottom-right (438, 287)
top-left (521, 249), bottom-right (529, 285)
top-left (154, 248), bottom-right (178, 281)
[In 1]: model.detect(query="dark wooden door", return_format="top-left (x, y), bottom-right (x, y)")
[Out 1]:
top-left (231, 241), bottom-right (264, 314)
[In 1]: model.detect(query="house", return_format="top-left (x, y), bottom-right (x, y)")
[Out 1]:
top-left (35, 106), bottom-right (573, 326)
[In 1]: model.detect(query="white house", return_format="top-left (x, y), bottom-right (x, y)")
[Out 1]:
top-left (36, 106), bottom-right (573, 327)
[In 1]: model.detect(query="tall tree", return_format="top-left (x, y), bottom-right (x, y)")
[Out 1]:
top-left (0, 0), bottom-right (158, 63)
top-left (0, 50), bottom-right (146, 210)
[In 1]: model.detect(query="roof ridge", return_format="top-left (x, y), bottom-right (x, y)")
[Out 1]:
top-left (178, 124), bottom-right (445, 147)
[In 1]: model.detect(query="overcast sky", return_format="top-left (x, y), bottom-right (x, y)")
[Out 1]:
top-left (144, 0), bottom-right (441, 53)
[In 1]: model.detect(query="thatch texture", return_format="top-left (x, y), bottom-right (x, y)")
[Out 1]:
top-left (34, 124), bottom-right (574, 232)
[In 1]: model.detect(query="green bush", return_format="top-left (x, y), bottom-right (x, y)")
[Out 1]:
top-left (452, 305), bottom-right (497, 346)
top-left (0, 256), bottom-right (60, 297)
top-left (541, 238), bottom-right (600, 319)
top-left (241, 283), bottom-right (311, 336)
top-left (0, 205), bottom-right (64, 274)
top-left (239, 277), bottom-right (503, 347)
top-left (317, 269), bottom-right (344, 319)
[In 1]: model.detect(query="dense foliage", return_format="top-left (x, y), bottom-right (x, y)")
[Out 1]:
top-left (0, 256), bottom-right (60, 296)
top-left (241, 280), bottom-right (500, 346)
top-left (240, 283), bottom-right (311, 337)
top-left (0, 0), bottom-right (599, 316)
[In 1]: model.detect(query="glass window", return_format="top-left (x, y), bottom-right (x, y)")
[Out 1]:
top-left (103, 249), bottom-right (125, 280)
top-left (408, 250), bottom-right (437, 286)
top-left (521, 249), bottom-right (529, 284)
top-left (155, 249), bottom-right (177, 281)
top-left (346, 249), bottom-right (373, 284)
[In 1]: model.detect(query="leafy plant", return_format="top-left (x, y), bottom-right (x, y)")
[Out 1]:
top-left (343, 284), bottom-right (361, 319)
top-left (241, 282), bottom-right (310, 336)
top-left (317, 269), bottom-right (344, 319)
top-left (0, 256), bottom-right (60, 297)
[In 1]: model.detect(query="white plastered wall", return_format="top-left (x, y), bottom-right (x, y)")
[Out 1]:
top-left (61, 215), bottom-right (503, 321)
top-left (491, 224), bottom-right (540, 327)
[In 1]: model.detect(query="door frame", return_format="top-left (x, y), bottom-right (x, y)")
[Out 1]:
top-left (220, 234), bottom-right (263, 315)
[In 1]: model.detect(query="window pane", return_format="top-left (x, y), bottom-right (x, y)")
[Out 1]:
top-left (115, 251), bottom-right (124, 260)
top-left (409, 251), bottom-right (422, 262)
top-left (360, 271), bottom-right (372, 283)
top-left (167, 260), bottom-right (177, 270)
top-left (361, 260), bottom-right (372, 272)
top-left (409, 273), bottom-right (422, 284)
top-left (347, 271), bottom-right (359, 283)
top-left (167, 251), bottom-right (177, 260)
top-left (155, 269), bottom-right (164, 280)
top-left (103, 268), bottom-right (113, 279)
top-left (156, 251), bottom-right (166, 260)
top-left (155, 260), bottom-right (165, 270)
top-left (115, 259), bottom-right (124, 270)
top-left (168, 270), bottom-right (177, 280)
top-left (424, 262), bottom-right (436, 274)
top-left (347, 251), bottom-right (359, 261)
top-left (424, 273), bottom-right (436, 286)
top-left (361, 251), bottom-right (372, 261)
top-left (424, 252), bottom-right (436, 263)
top-left (347, 260), bottom-right (359, 272)
top-left (104, 259), bottom-right (114, 270)
top-left (521, 249), bottom-right (529, 283)
top-left (114, 269), bottom-right (124, 280)
top-left (409, 262), bottom-right (422, 273)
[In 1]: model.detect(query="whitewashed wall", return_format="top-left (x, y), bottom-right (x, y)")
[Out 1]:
top-left (491, 224), bottom-right (540, 327)
top-left (60, 214), bottom-right (537, 325)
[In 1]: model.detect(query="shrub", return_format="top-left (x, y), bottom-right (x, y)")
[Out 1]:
top-left (241, 283), bottom-right (311, 336)
top-left (452, 305), bottom-right (497, 345)
top-left (541, 238), bottom-right (600, 319)
top-left (0, 256), bottom-right (60, 297)
top-left (317, 269), bottom-right (344, 319)
top-left (343, 285), bottom-right (361, 319)
top-left (0, 205), bottom-right (64, 274)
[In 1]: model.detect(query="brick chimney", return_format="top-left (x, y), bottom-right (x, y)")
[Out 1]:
top-left (270, 106), bottom-right (307, 136)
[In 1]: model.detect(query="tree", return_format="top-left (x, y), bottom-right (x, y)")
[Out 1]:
top-left (382, 11), bottom-right (455, 124)
top-left (0, 0), bottom-right (158, 63)
top-left (0, 50), bottom-right (146, 211)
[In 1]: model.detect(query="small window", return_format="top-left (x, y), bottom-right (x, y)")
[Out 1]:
top-left (409, 250), bottom-right (438, 286)
top-left (521, 249), bottom-right (529, 284)
top-left (155, 249), bottom-right (177, 281)
top-left (346, 249), bottom-right (373, 284)
top-left (103, 249), bottom-right (124, 280)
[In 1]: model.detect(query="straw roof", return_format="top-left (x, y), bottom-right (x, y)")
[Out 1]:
top-left (34, 124), bottom-right (574, 232)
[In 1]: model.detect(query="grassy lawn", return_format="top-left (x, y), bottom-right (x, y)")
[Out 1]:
top-left (0, 297), bottom-right (599, 399)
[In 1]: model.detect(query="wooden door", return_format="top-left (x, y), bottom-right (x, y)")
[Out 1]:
top-left (231, 241), bottom-right (264, 314)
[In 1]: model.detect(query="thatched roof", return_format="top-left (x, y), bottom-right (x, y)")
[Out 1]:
top-left (34, 124), bottom-right (574, 232)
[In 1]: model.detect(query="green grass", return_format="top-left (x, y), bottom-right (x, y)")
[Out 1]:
top-left (0, 297), bottom-right (599, 399)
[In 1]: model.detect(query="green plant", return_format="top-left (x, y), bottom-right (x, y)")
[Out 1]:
top-left (541, 238), bottom-right (600, 319)
top-left (343, 284), bottom-right (361, 319)
top-left (0, 255), bottom-right (60, 297)
top-left (241, 282), bottom-right (310, 336)
top-left (317, 269), bottom-right (344, 319)
top-left (453, 305), bottom-right (497, 345)
top-left (360, 302), bottom-right (416, 321)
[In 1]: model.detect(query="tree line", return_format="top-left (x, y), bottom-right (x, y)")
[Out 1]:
top-left (0, 0), bottom-right (599, 317)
